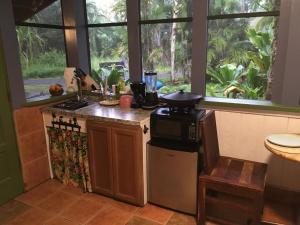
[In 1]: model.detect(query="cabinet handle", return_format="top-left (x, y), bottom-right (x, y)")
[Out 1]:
top-left (143, 125), bottom-right (149, 134)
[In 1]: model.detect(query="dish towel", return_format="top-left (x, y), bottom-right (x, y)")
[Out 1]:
top-left (47, 127), bottom-right (92, 192)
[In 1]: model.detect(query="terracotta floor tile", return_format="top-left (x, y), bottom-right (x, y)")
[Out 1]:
top-left (38, 191), bottom-right (78, 214)
top-left (44, 216), bottom-right (80, 225)
top-left (38, 179), bottom-right (64, 192)
top-left (83, 193), bottom-right (115, 207)
top-left (0, 200), bottom-right (31, 224)
top-left (61, 185), bottom-right (85, 197)
top-left (87, 206), bottom-right (133, 225)
top-left (60, 199), bottom-right (103, 224)
top-left (83, 193), bottom-right (137, 213)
top-left (166, 213), bottom-right (196, 225)
top-left (135, 204), bottom-right (174, 224)
top-left (15, 179), bottom-right (62, 206)
top-left (110, 200), bottom-right (138, 214)
top-left (126, 216), bottom-right (161, 225)
top-left (7, 207), bottom-right (53, 225)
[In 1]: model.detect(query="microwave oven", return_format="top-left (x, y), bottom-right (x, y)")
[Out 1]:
top-left (150, 107), bottom-right (205, 150)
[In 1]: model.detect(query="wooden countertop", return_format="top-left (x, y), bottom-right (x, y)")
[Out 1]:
top-left (264, 139), bottom-right (300, 163)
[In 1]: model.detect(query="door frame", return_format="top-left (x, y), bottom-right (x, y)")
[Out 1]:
top-left (0, 32), bottom-right (24, 205)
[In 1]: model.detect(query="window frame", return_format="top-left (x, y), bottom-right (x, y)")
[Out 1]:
top-left (138, 1), bottom-right (193, 86)
top-left (15, 0), bottom-right (69, 101)
top-left (194, 1), bottom-right (280, 99)
top-left (84, 0), bottom-right (129, 75)
top-left (84, 0), bottom-right (282, 99)
top-left (12, 0), bottom-right (300, 109)
top-left (15, 0), bottom-right (69, 65)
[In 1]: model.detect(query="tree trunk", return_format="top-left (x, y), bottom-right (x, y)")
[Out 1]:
top-left (143, 0), bottom-right (154, 71)
top-left (266, 19), bottom-right (279, 100)
top-left (170, 22), bottom-right (177, 82)
top-left (170, 0), bottom-right (179, 83)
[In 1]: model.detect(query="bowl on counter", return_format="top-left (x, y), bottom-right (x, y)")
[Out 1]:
top-left (49, 84), bottom-right (64, 96)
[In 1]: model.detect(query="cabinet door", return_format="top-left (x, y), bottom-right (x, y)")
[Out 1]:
top-left (111, 126), bottom-right (143, 205)
top-left (87, 122), bottom-right (113, 196)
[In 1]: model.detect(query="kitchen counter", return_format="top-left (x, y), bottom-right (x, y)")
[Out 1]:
top-left (41, 102), bottom-right (152, 126)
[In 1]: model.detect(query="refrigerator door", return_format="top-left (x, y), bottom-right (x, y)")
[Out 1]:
top-left (147, 144), bottom-right (198, 214)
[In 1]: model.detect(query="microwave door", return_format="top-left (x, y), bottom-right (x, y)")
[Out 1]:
top-left (153, 119), bottom-right (183, 141)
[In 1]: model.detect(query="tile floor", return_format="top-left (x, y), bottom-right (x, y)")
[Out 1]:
top-left (1, 179), bottom-right (298, 225)
top-left (0, 179), bottom-right (200, 225)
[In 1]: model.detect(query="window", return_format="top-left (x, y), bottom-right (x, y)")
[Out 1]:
top-left (14, 0), bottom-right (67, 100)
top-left (205, 0), bottom-right (280, 100)
top-left (86, 0), bottom-right (129, 83)
top-left (140, 0), bottom-right (192, 94)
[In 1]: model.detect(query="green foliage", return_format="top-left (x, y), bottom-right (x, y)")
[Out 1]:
top-left (206, 11), bottom-right (276, 100)
top-left (107, 68), bottom-right (121, 87)
top-left (23, 65), bottom-right (64, 79)
top-left (207, 64), bottom-right (244, 86)
top-left (22, 50), bottom-right (66, 79)
top-left (159, 83), bottom-right (191, 94)
top-left (206, 83), bottom-right (224, 97)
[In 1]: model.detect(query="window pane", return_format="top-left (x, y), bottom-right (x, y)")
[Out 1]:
top-left (141, 22), bottom-right (192, 94)
top-left (206, 17), bottom-right (277, 100)
top-left (140, 0), bottom-right (192, 20)
top-left (14, 0), bottom-right (63, 25)
top-left (86, 0), bottom-right (127, 24)
top-left (16, 27), bottom-right (66, 100)
top-left (209, 0), bottom-right (280, 16)
top-left (88, 26), bottom-right (129, 81)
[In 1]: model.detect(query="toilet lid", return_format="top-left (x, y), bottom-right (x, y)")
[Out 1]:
top-left (267, 134), bottom-right (300, 148)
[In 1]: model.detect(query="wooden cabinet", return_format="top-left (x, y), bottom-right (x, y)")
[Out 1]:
top-left (87, 121), bottom-right (144, 206)
top-left (111, 126), bottom-right (143, 204)
top-left (87, 123), bottom-right (114, 196)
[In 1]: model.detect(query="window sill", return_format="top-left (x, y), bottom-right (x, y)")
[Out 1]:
top-left (23, 93), bottom-right (76, 107)
top-left (200, 97), bottom-right (300, 115)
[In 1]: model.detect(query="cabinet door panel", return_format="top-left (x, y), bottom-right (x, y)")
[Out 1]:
top-left (87, 123), bottom-right (113, 196)
top-left (112, 126), bottom-right (143, 205)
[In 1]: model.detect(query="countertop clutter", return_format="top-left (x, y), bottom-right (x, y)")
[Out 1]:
top-left (41, 101), bottom-right (152, 126)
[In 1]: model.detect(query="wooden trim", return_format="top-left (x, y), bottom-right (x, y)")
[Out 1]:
top-left (201, 175), bottom-right (262, 197)
top-left (127, 0), bottom-right (142, 82)
top-left (87, 120), bottom-right (141, 130)
top-left (206, 196), bottom-right (254, 213)
top-left (191, 0), bottom-right (207, 95)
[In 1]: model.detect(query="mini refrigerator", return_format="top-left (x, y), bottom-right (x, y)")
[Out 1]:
top-left (147, 144), bottom-right (198, 215)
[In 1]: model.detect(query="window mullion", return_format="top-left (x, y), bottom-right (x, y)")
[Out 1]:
top-left (61, 0), bottom-right (90, 73)
top-left (191, 0), bottom-right (208, 95)
top-left (272, 0), bottom-right (300, 106)
top-left (127, 0), bottom-right (142, 82)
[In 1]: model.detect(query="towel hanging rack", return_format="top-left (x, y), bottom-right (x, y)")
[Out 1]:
top-left (51, 113), bottom-right (81, 132)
